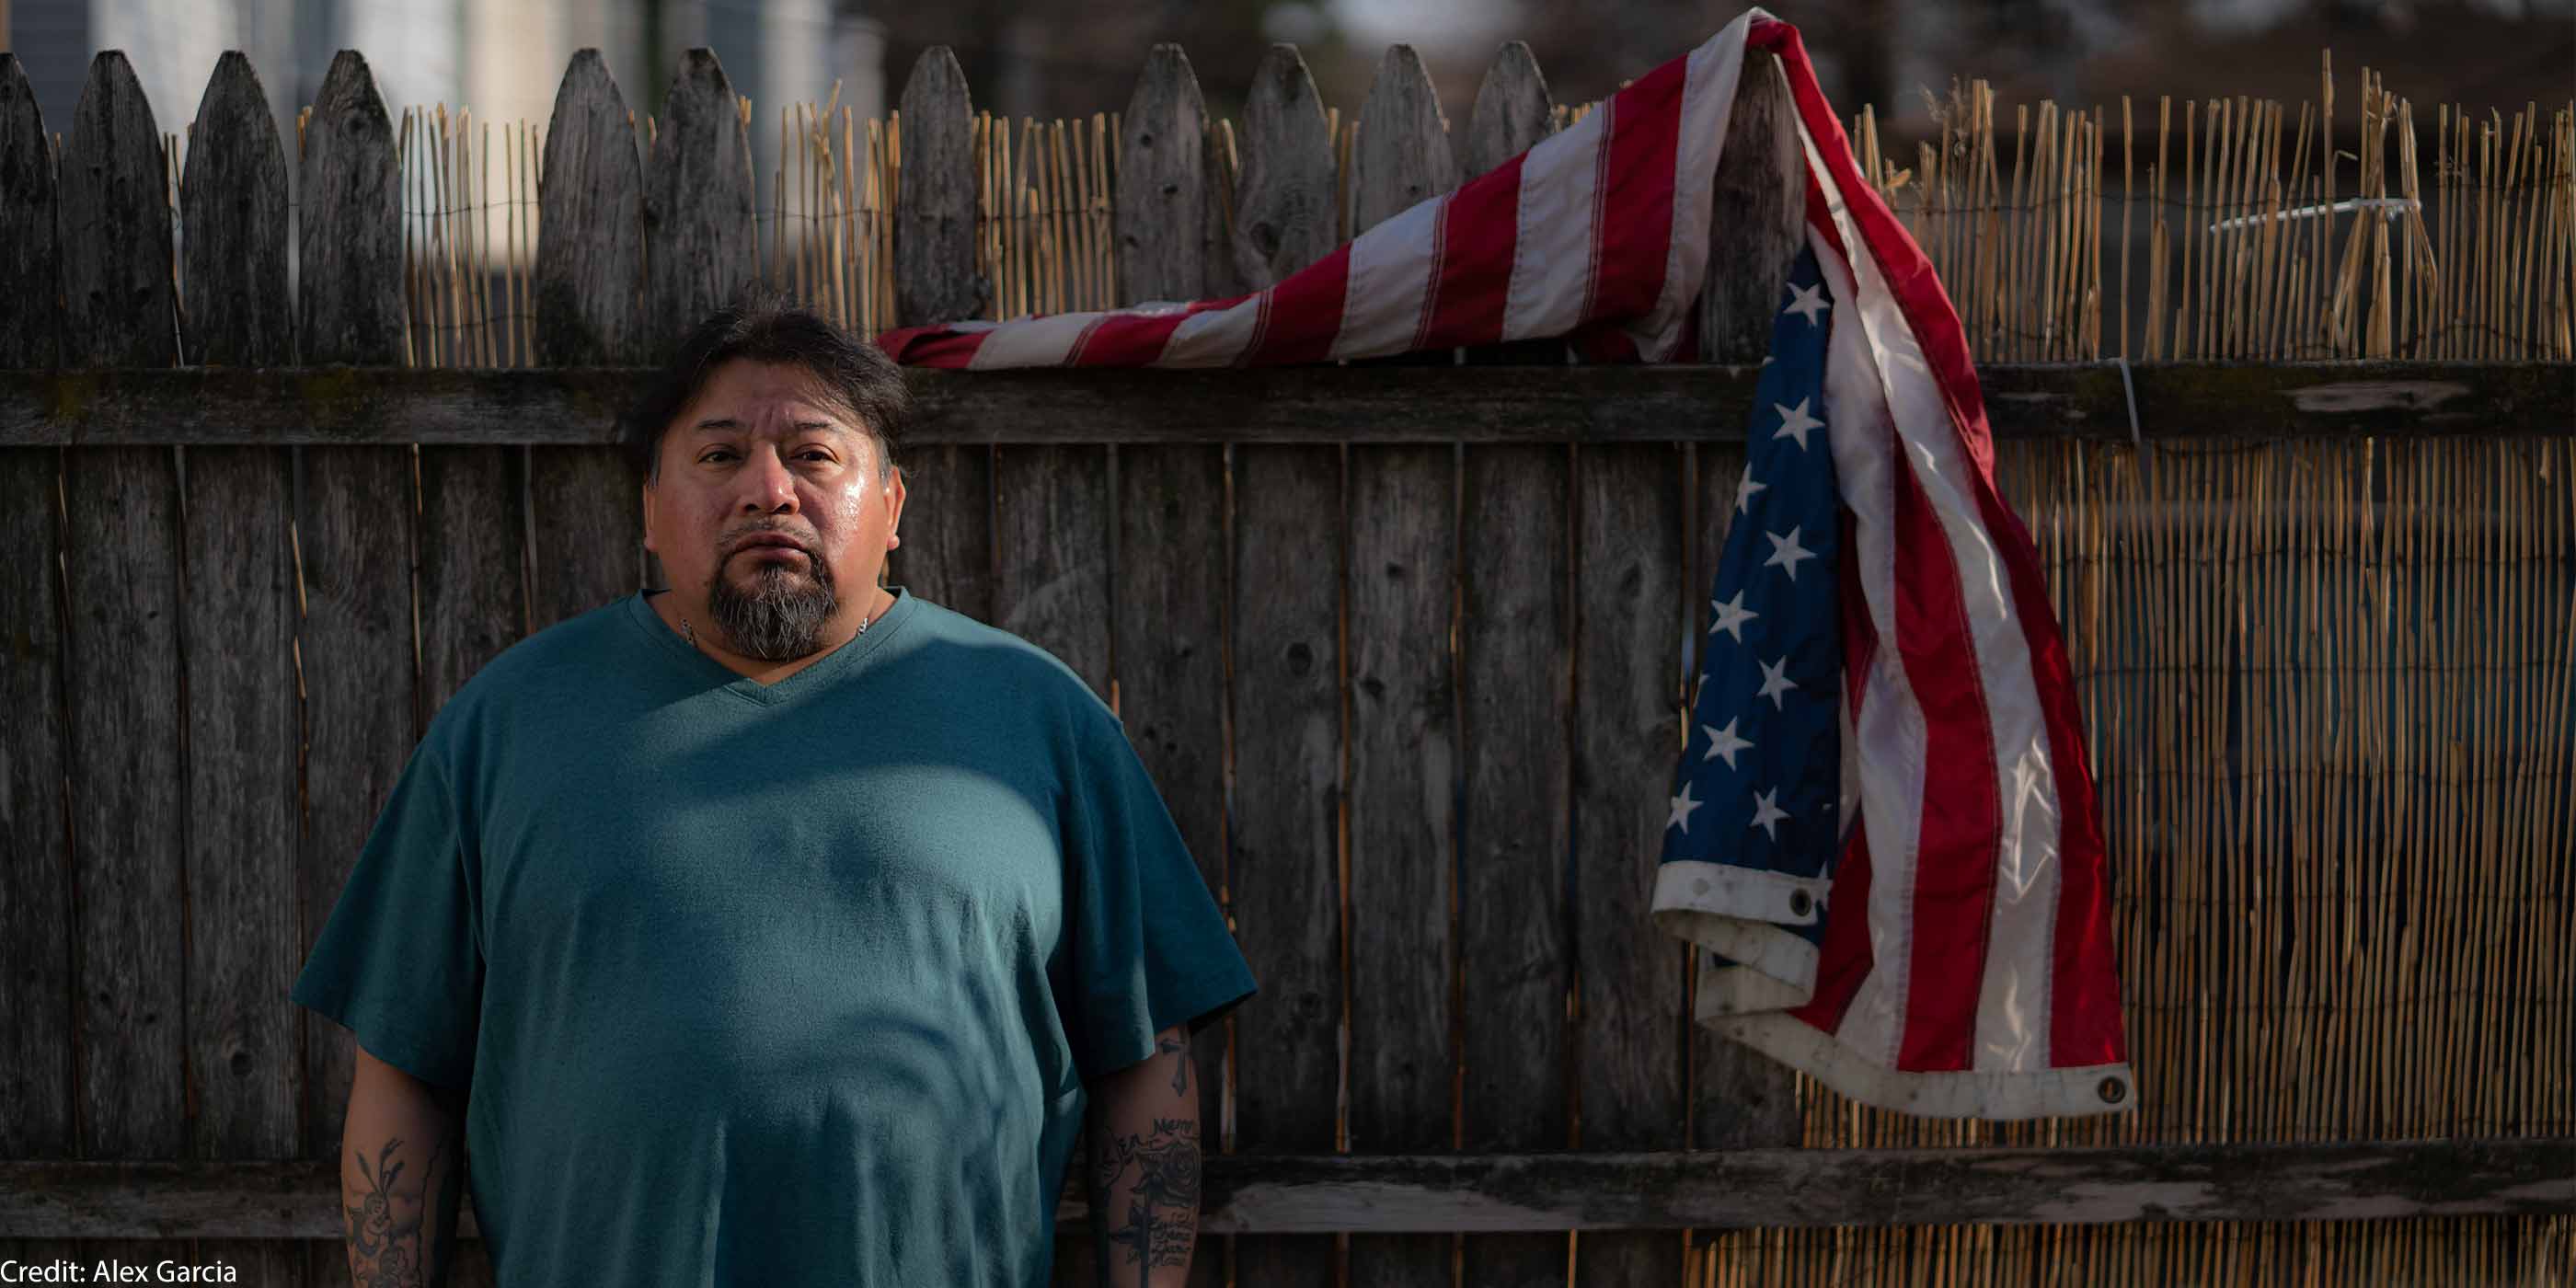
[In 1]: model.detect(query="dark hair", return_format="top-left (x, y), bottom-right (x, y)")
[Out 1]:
top-left (622, 288), bottom-right (912, 487)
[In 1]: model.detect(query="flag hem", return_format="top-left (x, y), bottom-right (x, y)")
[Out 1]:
top-left (1708, 1004), bottom-right (2140, 1120)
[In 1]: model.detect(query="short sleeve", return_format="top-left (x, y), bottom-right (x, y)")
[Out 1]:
top-left (290, 734), bottom-right (484, 1091)
top-left (1058, 714), bottom-right (1259, 1083)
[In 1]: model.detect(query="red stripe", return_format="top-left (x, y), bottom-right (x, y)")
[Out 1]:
top-left (1581, 56), bottom-right (1687, 327)
top-left (1792, 822), bottom-right (1874, 1034)
top-left (1837, 506), bottom-right (1874, 714)
top-left (872, 324), bottom-right (991, 368)
top-left (1888, 442), bottom-right (1999, 1075)
top-left (1069, 293), bottom-right (1256, 366)
top-left (1758, 17), bottom-right (2126, 1067)
top-left (1794, 510), bottom-right (1882, 1037)
top-left (1418, 157), bottom-right (1524, 349)
top-left (1243, 244), bottom-right (1353, 366)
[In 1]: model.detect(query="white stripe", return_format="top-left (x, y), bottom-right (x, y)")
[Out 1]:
top-left (1697, 955), bottom-right (1814, 1018)
top-left (1717, 1010), bottom-right (2134, 1120)
top-left (1800, 121), bottom-right (2065, 1075)
top-left (1500, 100), bottom-right (1605, 340)
top-left (1328, 193), bottom-right (1447, 361)
top-left (1156, 300), bottom-right (1266, 368)
top-left (1627, 12), bottom-right (1753, 362)
top-left (1810, 234), bottom-right (1919, 1073)
top-left (964, 309), bottom-right (1103, 369)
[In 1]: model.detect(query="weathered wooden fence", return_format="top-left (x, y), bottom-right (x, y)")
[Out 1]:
top-left (0, 33), bottom-right (2571, 1288)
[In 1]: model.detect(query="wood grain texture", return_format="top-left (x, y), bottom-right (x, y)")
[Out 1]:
top-left (1343, 59), bottom-right (1462, 1285)
top-left (14, 1137), bottom-right (2570, 1236)
top-left (1, 54), bottom-right (60, 368)
top-left (466, 47), bottom-right (631, 664)
top-left (61, 447), bottom-right (188, 1157)
top-left (1115, 46), bottom-right (1211, 306)
top-left (527, 447), bottom-right (642, 629)
top-left (1228, 443), bottom-right (1342, 1287)
top-left (23, 362), bottom-right (2555, 447)
top-left (415, 445), bottom-right (527, 720)
top-left (173, 64), bottom-right (305, 1169)
top-left (296, 53), bottom-right (401, 366)
top-left (1350, 46), bottom-right (1457, 237)
top-left (1463, 43), bottom-right (1552, 180)
top-left (1457, 445), bottom-right (1573, 1287)
top-left (57, 52), bottom-right (173, 368)
top-left (179, 52), bottom-right (291, 367)
top-left (1343, 444), bottom-right (1457, 1288)
top-left (1110, 443), bottom-right (1229, 1107)
top-left (0, 449), bottom-right (74, 1159)
top-left (1103, 91), bottom-right (1230, 1288)
top-left (1570, 443), bottom-right (1690, 1288)
top-left (536, 50), bottom-right (645, 366)
top-left (886, 443), bottom-right (994, 620)
top-left (1685, 443), bottom-right (1800, 1153)
top-left (991, 445), bottom-right (1112, 698)
top-left (1697, 52), bottom-right (1802, 365)
top-left (892, 48), bottom-right (979, 328)
top-left (284, 67), bottom-right (412, 1167)
top-left (292, 443), bottom-right (415, 1164)
top-left (1230, 46), bottom-right (1337, 289)
top-left (178, 445), bottom-right (302, 1160)
top-left (641, 49), bottom-right (754, 357)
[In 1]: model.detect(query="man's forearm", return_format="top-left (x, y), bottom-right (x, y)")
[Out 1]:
top-left (340, 1051), bottom-right (470, 1288)
top-left (1085, 1025), bottom-right (1204, 1288)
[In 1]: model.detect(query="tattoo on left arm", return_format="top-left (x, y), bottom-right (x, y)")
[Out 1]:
top-left (1156, 1030), bottom-right (1189, 1096)
top-left (1090, 1117), bottom-right (1202, 1284)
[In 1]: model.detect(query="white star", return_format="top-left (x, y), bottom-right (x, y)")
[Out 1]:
top-left (1756, 655), bottom-right (1798, 708)
top-left (1748, 788), bottom-right (1790, 840)
top-left (1760, 353), bottom-right (1775, 366)
top-left (1762, 526), bottom-right (1816, 581)
top-left (1772, 397), bottom-right (1824, 450)
top-left (1667, 780), bottom-right (1704, 834)
top-left (1783, 281), bottom-right (1829, 325)
top-left (1701, 718), bottom-right (1753, 769)
top-left (1708, 590), bottom-right (1757, 642)
top-left (1734, 469), bottom-right (1768, 514)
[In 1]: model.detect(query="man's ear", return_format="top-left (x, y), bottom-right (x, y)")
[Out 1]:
top-left (883, 466), bottom-right (906, 549)
top-left (640, 478), bottom-right (657, 553)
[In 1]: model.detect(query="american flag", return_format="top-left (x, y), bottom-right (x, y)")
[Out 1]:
top-left (880, 7), bottom-right (2134, 1119)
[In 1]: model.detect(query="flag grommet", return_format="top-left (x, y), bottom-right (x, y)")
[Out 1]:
top-left (1788, 890), bottom-right (1812, 917)
top-left (2098, 1077), bottom-right (2128, 1105)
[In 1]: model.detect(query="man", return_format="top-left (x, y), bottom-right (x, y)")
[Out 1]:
top-left (292, 292), bottom-right (1258, 1287)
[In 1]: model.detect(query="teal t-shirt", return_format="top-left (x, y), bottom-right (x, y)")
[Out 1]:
top-left (292, 584), bottom-right (1257, 1287)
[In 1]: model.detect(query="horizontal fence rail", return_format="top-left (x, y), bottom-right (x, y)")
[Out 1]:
top-left (6, 1139), bottom-right (2570, 1239)
top-left (0, 362), bottom-right (2570, 447)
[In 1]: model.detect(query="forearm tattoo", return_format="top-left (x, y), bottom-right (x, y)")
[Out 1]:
top-left (1089, 1116), bottom-right (1202, 1285)
top-left (346, 1135), bottom-right (454, 1288)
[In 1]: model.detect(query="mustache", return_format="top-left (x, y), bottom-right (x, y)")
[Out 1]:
top-left (725, 526), bottom-right (816, 552)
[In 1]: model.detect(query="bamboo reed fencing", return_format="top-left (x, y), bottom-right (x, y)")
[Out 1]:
top-left (320, 53), bottom-right (2573, 371)
top-left (0, 34), bottom-right (2569, 1288)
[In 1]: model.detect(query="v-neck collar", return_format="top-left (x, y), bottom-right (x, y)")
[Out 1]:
top-left (625, 584), bottom-right (916, 707)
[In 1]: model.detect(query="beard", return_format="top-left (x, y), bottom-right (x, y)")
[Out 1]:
top-left (706, 546), bottom-right (838, 661)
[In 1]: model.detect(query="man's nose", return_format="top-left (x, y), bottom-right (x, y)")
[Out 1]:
top-left (739, 445), bottom-right (799, 511)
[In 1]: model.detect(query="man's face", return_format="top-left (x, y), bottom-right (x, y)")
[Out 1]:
top-left (641, 358), bottom-right (905, 661)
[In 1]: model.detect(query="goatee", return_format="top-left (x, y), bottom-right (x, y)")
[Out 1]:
top-left (707, 548), bottom-right (837, 661)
